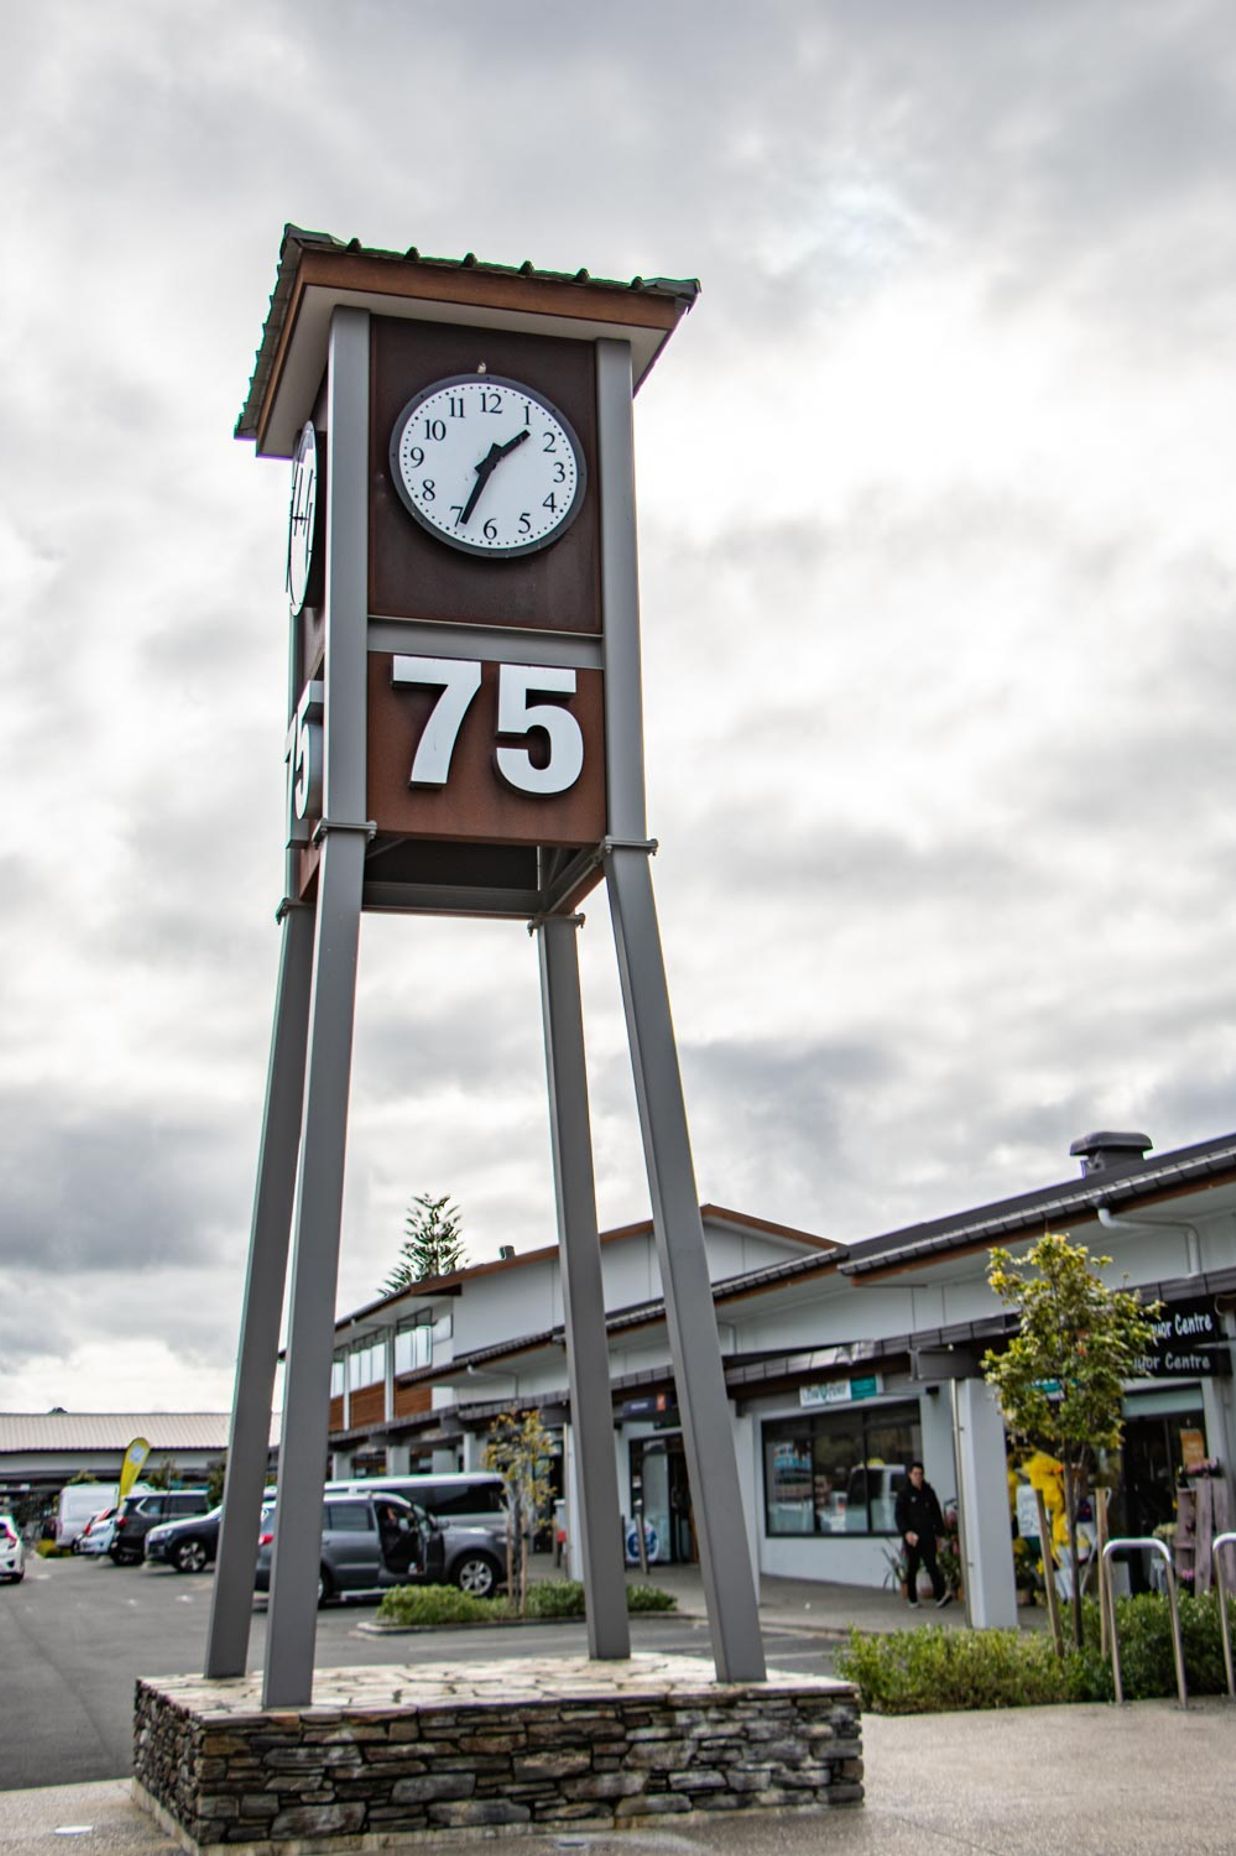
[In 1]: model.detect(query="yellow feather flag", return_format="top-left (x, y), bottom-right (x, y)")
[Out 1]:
top-left (118, 1437), bottom-right (151, 1504)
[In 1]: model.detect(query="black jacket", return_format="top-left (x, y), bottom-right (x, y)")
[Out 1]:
top-left (895, 1479), bottom-right (945, 1542)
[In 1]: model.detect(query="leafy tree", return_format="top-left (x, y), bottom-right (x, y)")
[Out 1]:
top-left (382, 1194), bottom-right (465, 1295)
top-left (982, 1232), bottom-right (1159, 1651)
top-left (144, 1458), bottom-right (175, 1490)
top-left (483, 1410), bottom-right (553, 1614)
top-left (205, 1457), bottom-right (227, 1508)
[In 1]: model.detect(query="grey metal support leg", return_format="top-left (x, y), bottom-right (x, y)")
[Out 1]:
top-left (605, 846), bottom-right (766, 1682)
top-left (262, 833), bottom-right (366, 1706)
top-left (537, 913), bottom-right (630, 1660)
top-left (205, 901), bottom-right (315, 1678)
top-left (262, 305), bottom-right (371, 1710)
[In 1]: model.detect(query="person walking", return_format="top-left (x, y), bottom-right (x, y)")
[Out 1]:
top-left (895, 1461), bottom-right (951, 1609)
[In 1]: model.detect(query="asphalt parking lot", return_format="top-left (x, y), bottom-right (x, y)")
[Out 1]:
top-left (0, 1552), bottom-right (838, 1790)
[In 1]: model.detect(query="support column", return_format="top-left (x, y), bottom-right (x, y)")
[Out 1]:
top-left (537, 913), bottom-right (630, 1659)
top-left (605, 848), bottom-right (766, 1682)
top-left (205, 900), bottom-right (315, 1678)
top-left (953, 1377), bottom-right (1017, 1629)
top-left (263, 306), bottom-right (371, 1710)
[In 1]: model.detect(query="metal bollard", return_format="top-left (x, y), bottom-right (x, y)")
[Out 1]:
top-left (1102, 1536), bottom-right (1187, 1708)
top-left (1213, 1532), bottom-right (1236, 1700)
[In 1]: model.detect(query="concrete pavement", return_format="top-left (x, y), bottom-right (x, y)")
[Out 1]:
top-left (2, 1698), bottom-right (1233, 1855)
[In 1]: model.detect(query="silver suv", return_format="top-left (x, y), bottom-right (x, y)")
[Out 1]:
top-left (254, 1491), bottom-right (506, 1606)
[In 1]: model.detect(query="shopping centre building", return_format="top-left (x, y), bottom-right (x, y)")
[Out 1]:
top-left (323, 1127), bottom-right (1236, 1628)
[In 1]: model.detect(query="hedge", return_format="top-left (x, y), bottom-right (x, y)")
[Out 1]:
top-left (836, 1592), bottom-right (1236, 1714)
top-left (376, 1578), bottom-right (677, 1628)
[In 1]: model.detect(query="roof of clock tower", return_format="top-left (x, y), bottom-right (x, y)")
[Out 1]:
top-left (238, 225), bottom-right (700, 459)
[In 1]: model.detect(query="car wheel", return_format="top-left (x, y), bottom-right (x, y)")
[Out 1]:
top-left (317, 1566), bottom-right (334, 1608)
top-left (454, 1552), bottom-right (499, 1599)
top-left (173, 1538), bottom-right (209, 1574)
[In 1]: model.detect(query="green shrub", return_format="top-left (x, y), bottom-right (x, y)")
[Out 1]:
top-left (375, 1577), bottom-right (679, 1627)
top-left (626, 1582), bottom-right (677, 1613)
top-left (837, 1590), bottom-right (1236, 1714)
top-left (524, 1579), bottom-right (586, 1618)
top-left (376, 1585), bottom-right (506, 1627)
top-left (837, 1626), bottom-right (1077, 1714)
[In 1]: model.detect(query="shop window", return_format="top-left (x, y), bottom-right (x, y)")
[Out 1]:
top-left (763, 1404), bottom-right (921, 1537)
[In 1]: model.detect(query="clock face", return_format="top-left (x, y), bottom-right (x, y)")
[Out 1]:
top-left (389, 374), bottom-right (585, 558)
top-left (286, 421), bottom-right (318, 614)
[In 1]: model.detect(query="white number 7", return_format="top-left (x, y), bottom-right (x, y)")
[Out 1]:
top-left (392, 656), bottom-right (483, 786)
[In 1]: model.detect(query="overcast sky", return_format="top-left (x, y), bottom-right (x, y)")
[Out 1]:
top-left (4, 1), bottom-right (1236, 1413)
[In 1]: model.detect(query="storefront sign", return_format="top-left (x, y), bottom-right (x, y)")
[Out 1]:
top-left (1132, 1296), bottom-right (1231, 1379)
top-left (800, 1373), bottom-right (883, 1409)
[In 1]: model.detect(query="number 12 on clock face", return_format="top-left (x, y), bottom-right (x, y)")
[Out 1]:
top-left (392, 656), bottom-right (585, 797)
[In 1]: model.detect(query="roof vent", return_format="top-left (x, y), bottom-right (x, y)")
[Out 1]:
top-left (1068, 1130), bottom-right (1153, 1178)
top-left (498, 1244), bottom-right (516, 1261)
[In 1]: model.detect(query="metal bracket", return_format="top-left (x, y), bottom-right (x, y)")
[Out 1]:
top-left (274, 897), bottom-right (311, 924)
top-left (527, 912), bottom-right (586, 937)
top-left (601, 836), bottom-right (658, 856)
top-left (311, 817), bottom-right (377, 846)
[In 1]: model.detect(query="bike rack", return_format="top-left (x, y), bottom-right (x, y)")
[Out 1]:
top-left (1213, 1532), bottom-right (1236, 1699)
top-left (1102, 1536), bottom-right (1187, 1708)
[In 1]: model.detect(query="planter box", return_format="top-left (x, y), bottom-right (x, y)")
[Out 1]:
top-left (133, 1653), bottom-right (863, 1851)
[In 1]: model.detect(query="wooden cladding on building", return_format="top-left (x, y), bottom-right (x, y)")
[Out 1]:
top-left (393, 1382), bottom-right (433, 1420)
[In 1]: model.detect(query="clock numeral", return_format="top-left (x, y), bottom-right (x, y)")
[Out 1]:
top-left (421, 479), bottom-right (436, 501)
top-left (391, 656), bottom-right (585, 797)
top-left (552, 461), bottom-right (566, 483)
top-left (483, 518), bottom-right (498, 541)
top-left (408, 445), bottom-right (424, 467)
top-left (542, 492), bottom-right (557, 513)
top-left (423, 417), bottom-right (446, 441)
top-left (542, 432), bottom-right (557, 452)
top-left (519, 512), bottom-right (532, 535)
top-left (448, 395), bottom-right (465, 418)
top-left (451, 505), bottom-right (465, 525)
top-left (480, 389), bottom-right (503, 414)
top-left (523, 400), bottom-right (532, 426)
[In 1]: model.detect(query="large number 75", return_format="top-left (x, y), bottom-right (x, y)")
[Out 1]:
top-left (392, 655), bottom-right (585, 796)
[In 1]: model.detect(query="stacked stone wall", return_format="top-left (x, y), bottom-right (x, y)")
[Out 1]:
top-left (133, 1656), bottom-right (862, 1850)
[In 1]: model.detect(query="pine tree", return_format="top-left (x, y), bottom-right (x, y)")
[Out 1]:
top-left (382, 1193), bottom-right (465, 1295)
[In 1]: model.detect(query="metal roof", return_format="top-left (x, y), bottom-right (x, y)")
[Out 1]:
top-left (840, 1130), bottom-right (1236, 1278)
top-left (0, 1412), bottom-right (235, 1455)
top-left (238, 225), bottom-right (701, 457)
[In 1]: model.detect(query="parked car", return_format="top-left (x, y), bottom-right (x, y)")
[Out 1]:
top-left (254, 1491), bottom-right (505, 1605)
top-left (109, 1489), bottom-right (212, 1565)
top-left (78, 1507), bottom-right (118, 1556)
top-left (326, 1472), bottom-right (508, 1532)
top-left (0, 1514), bottom-right (25, 1583)
top-left (145, 1505), bottom-right (226, 1573)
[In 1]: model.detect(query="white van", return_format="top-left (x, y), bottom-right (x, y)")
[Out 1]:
top-left (56, 1484), bottom-right (119, 1549)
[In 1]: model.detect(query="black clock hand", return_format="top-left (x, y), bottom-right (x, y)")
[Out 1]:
top-left (458, 428), bottom-right (532, 526)
top-left (459, 443), bottom-right (501, 526)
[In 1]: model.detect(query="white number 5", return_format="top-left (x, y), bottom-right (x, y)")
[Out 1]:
top-left (391, 656), bottom-right (584, 796)
top-left (495, 664), bottom-right (584, 795)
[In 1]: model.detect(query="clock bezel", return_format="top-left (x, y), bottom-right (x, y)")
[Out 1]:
top-left (286, 420), bottom-right (320, 615)
top-left (388, 372), bottom-right (587, 561)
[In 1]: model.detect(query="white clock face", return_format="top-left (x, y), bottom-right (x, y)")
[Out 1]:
top-left (389, 374), bottom-right (585, 558)
top-left (286, 421), bottom-right (318, 614)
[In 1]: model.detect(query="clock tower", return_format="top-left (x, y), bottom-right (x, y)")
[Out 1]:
top-left (205, 228), bottom-right (766, 1706)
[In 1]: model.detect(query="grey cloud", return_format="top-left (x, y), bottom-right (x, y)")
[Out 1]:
top-left (0, 1088), bottom-right (252, 1273)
